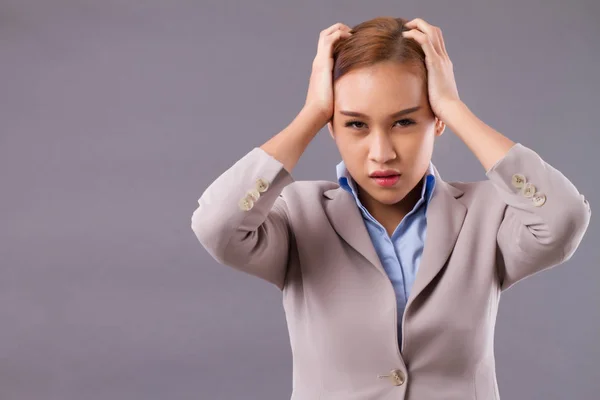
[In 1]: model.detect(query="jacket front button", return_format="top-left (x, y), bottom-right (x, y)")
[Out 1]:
top-left (256, 178), bottom-right (269, 193)
top-left (512, 173), bottom-right (526, 189)
top-left (378, 369), bottom-right (406, 386)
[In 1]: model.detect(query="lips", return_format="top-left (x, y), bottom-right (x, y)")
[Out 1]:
top-left (369, 170), bottom-right (400, 178)
top-left (371, 174), bottom-right (401, 187)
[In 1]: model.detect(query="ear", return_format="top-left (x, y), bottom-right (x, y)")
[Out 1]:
top-left (435, 117), bottom-right (446, 137)
top-left (327, 120), bottom-right (335, 139)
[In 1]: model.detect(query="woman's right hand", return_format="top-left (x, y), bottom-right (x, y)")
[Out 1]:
top-left (304, 23), bottom-right (352, 121)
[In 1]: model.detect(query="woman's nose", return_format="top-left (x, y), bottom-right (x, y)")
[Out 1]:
top-left (369, 132), bottom-right (396, 163)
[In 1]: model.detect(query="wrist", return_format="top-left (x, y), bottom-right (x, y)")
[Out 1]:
top-left (440, 100), bottom-right (469, 129)
top-left (302, 103), bottom-right (331, 127)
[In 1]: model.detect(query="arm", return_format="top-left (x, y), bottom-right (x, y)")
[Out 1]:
top-left (401, 18), bottom-right (591, 290)
top-left (445, 101), bottom-right (592, 290)
top-left (191, 146), bottom-right (293, 290)
top-left (191, 23), bottom-right (351, 290)
top-left (191, 106), bottom-right (328, 290)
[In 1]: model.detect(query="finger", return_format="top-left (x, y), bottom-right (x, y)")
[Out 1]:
top-left (331, 29), bottom-right (352, 38)
top-left (324, 29), bottom-right (351, 46)
top-left (317, 29), bottom-right (351, 57)
top-left (405, 18), bottom-right (443, 56)
top-left (404, 18), bottom-right (443, 57)
top-left (437, 28), bottom-right (449, 57)
top-left (430, 26), bottom-right (448, 57)
top-left (322, 23), bottom-right (351, 36)
top-left (401, 29), bottom-right (438, 61)
top-left (329, 25), bottom-right (352, 36)
top-left (404, 18), bottom-right (435, 36)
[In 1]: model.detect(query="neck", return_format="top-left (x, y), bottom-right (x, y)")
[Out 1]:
top-left (358, 178), bottom-right (424, 237)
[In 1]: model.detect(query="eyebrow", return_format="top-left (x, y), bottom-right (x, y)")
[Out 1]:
top-left (339, 106), bottom-right (421, 119)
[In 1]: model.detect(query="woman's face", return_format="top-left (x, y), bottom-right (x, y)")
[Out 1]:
top-left (328, 60), bottom-right (444, 209)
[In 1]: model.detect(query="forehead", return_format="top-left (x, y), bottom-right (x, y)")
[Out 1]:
top-left (333, 61), bottom-right (426, 113)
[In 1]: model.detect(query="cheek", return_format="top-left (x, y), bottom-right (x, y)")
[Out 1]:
top-left (336, 137), bottom-right (368, 169)
top-left (406, 134), bottom-right (435, 168)
top-left (403, 126), bottom-right (435, 150)
top-left (335, 132), bottom-right (361, 153)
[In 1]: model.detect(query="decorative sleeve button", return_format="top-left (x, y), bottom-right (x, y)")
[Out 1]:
top-left (238, 195), bottom-right (254, 211)
top-left (511, 173), bottom-right (526, 189)
top-left (522, 183), bottom-right (536, 198)
top-left (247, 188), bottom-right (261, 202)
top-left (532, 193), bottom-right (547, 207)
top-left (256, 178), bottom-right (269, 193)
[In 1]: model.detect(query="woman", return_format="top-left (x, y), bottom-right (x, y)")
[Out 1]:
top-left (191, 16), bottom-right (591, 400)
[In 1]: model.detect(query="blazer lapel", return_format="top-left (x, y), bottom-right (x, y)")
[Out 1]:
top-left (407, 165), bottom-right (467, 308)
top-left (323, 187), bottom-right (387, 275)
top-left (323, 164), bottom-right (467, 306)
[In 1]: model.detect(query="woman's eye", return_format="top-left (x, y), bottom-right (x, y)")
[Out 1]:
top-left (345, 120), bottom-right (365, 129)
top-left (344, 119), bottom-right (415, 129)
top-left (395, 119), bottom-right (415, 127)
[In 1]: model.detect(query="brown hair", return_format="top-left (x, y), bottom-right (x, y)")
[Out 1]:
top-left (332, 16), bottom-right (426, 85)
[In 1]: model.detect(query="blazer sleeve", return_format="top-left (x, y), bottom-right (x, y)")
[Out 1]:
top-left (485, 143), bottom-right (592, 291)
top-left (191, 147), bottom-right (295, 291)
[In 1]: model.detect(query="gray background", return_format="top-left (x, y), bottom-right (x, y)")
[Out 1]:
top-left (1, 0), bottom-right (598, 399)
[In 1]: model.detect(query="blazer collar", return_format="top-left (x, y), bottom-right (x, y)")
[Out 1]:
top-left (322, 163), bottom-right (467, 311)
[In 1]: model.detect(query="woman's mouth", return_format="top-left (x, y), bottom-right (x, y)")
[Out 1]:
top-left (371, 174), bottom-right (401, 187)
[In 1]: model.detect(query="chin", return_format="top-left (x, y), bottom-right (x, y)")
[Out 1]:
top-left (372, 189), bottom-right (408, 205)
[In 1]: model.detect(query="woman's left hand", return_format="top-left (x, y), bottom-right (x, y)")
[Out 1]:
top-left (402, 18), bottom-right (461, 122)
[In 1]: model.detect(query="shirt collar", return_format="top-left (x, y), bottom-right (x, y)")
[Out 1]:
top-left (336, 160), bottom-right (437, 208)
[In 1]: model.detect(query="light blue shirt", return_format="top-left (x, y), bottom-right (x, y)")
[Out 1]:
top-left (336, 161), bottom-right (436, 350)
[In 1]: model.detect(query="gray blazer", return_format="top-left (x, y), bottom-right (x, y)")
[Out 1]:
top-left (191, 143), bottom-right (591, 400)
